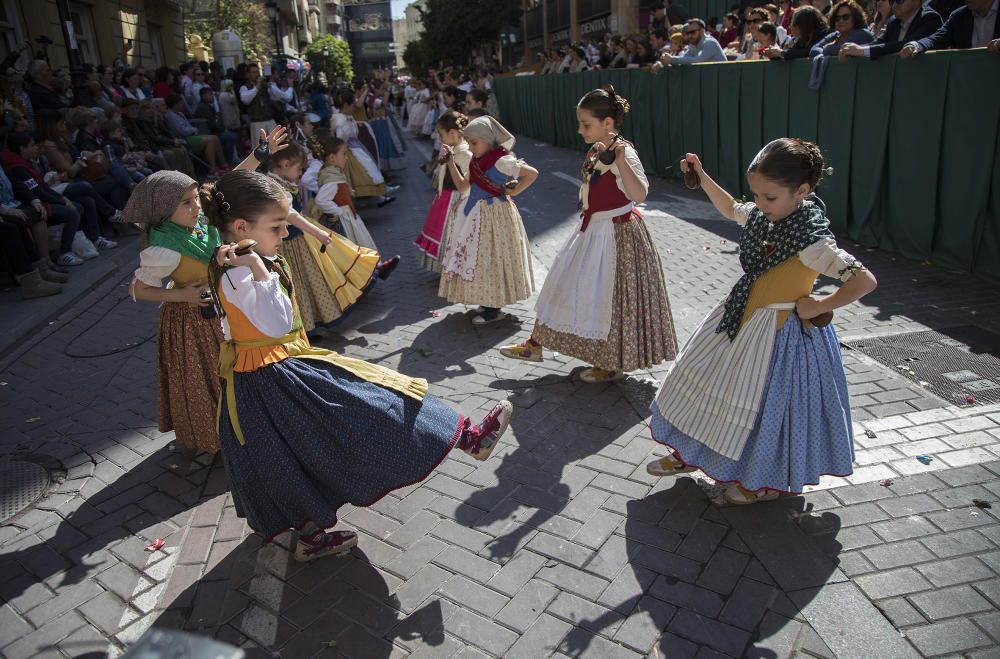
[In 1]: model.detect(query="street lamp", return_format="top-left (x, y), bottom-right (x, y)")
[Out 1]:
top-left (265, 1), bottom-right (280, 55)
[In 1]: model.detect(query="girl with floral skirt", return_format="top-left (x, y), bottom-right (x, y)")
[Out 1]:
top-left (414, 110), bottom-right (473, 272)
top-left (646, 138), bottom-right (877, 505)
top-left (499, 86), bottom-right (678, 383)
top-left (438, 116), bottom-right (537, 326)
top-left (205, 169), bottom-right (513, 560)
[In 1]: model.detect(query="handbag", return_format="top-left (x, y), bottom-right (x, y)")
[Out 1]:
top-left (76, 152), bottom-right (110, 181)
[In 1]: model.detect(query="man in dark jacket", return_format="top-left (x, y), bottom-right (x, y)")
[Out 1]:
top-left (900, 0), bottom-right (1000, 55)
top-left (25, 59), bottom-right (70, 111)
top-left (839, 0), bottom-right (942, 59)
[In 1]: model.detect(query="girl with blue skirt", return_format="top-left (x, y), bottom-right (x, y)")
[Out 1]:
top-left (647, 138), bottom-right (877, 505)
top-left (204, 170), bottom-right (513, 561)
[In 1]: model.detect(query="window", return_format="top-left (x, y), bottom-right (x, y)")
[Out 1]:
top-left (148, 24), bottom-right (163, 67)
top-left (0, 0), bottom-right (26, 68)
top-left (68, 3), bottom-right (98, 65)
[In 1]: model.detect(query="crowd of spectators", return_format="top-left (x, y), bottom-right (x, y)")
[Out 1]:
top-left (0, 49), bottom-right (401, 301)
top-left (536, 0), bottom-right (998, 73)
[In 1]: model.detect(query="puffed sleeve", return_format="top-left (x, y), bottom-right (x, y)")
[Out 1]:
top-left (453, 149), bottom-right (472, 175)
top-left (733, 202), bottom-right (756, 226)
top-left (132, 246), bottom-right (181, 288)
top-left (495, 154), bottom-right (525, 177)
top-left (798, 237), bottom-right (865, 282)
top-left (611, 145), bottom-right (648, 198)
top-left (219, 265), bottom-right (295, 338)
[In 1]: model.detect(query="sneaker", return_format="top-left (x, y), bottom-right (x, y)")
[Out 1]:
top-left (499, 340), bottom-right (544, 362)
top-left (377, 196), bottom-right (396, 208)
top-left (386, 183), bottom-right (400, 194)
top-left (377, 255), bottom-right (400, 280)
top-left (56, 252), bottom-right (84, 267)
top-left (579, 367), bottom-right (624, 383)
top-left (108, 210), bottom-right (128, 224)
top-left (471, 310), bottom-right (509, 326)
top-left (294, 529), bottom-right (358, 562)
top-left (461, 400), bottom-right (513, 461)
top-left (94, 236), bottom-right (118, 250)
top-left (646, 455), bottom-right (697, 477)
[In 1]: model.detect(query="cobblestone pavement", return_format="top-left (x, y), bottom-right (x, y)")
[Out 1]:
top-left (2, 131), bottom-right (1000, 658)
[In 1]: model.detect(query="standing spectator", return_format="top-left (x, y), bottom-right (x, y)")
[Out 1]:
top-left (218, 79), bottom-right (242, 132)
top-left (650, 4), bottom-right (671, 31)
top-left (25, 60), bottom-right (69, 111)
top-left (191, 67), bottom-right (210, 104)
top-left (163, 93), bottom-right (230, 175)
top-left (658, 19), bottom-right (728, 64)
top-left (178, 62), bottom-right (197, 111)
top-left (840, 0), bottom-right (942, 58)
top-left (900, 0), bottom-right (1000, 55)
top-left (239, 63), bottom-right (275, 149)
top-left (765, 5), bottom-right (830, 57)
top-left (811, 0), bottom-right (874, 55)
top-left (307, 83), bottom-right (330, 128)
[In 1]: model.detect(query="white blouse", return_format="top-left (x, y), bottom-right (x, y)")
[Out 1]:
top-left (494, 154), bottom-right (525, 177)
top-left (332, 113), bottom-right (357, 142)
top-left (219, 264), bottom-right (295, 339)
top-left (132, 246), bottom-right (181, 288)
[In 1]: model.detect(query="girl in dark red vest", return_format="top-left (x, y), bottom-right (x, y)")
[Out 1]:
top-left (500, 85), bottom-right (679, 383)
top-left (438, 115), bottom-right (537, 326)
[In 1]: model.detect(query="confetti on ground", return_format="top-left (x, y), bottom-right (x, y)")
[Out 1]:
top-left (25, 417), bottom-right (41, 423)
top-left (916, 455), bottom-right (934, 465)
top-left (865, 429), bottom-right (877, 439)
top-left (430, 311), bottom-right (440, 317)
top-left (879, 478), bottom-right (894, 487)
top-left (966, 395), bottom-right (976, 404)
top-left (145, 538), bottom-right (165, 552)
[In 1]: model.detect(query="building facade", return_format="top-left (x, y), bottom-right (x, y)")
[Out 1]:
top-left (519, 0), bottom-right (642, 64)
top-left (342, 0), bottom-right (393, 75)
top-left (1, 0), bottom-right (185, 71)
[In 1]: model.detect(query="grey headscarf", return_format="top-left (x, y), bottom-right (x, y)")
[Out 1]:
top-left (462, 115), bottom-right (516, 152)
top-left (123, 170), bottom-right (197, 225)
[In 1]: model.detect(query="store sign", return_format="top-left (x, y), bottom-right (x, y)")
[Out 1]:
top-left (580, 15), bottom-right (610, 37)
top-left (549, 28), bottom-right (570, 45)
top-left (361, 41), bottom-right (392, 54)
top-left (527, 36), bottom-right (544, 50)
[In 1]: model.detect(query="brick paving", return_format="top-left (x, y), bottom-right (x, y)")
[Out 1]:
top-left (1, 131), bottom-right (1000, 658)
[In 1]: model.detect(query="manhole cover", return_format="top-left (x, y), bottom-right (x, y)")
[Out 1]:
top-left (844, 326), bottom-right (1000, 406)
top-left (0, 456), bottom-right (52, 524)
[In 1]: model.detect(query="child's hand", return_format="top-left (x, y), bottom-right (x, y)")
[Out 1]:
top-left (319, 232), bottom-right (332, 246)
top-left (263, 125), bottom-right (289, 156)
top-left (215, 242), bottom-right (262, 269)
top-left (680, 153), bottom-right (703, 175)
top-left (181, 281), bottom-right (211, 305)
top-left (795, 295), bottom-right (826, 320)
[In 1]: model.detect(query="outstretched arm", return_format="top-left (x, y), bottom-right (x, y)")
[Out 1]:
top-left (682, 153), bottom-right (738, 221)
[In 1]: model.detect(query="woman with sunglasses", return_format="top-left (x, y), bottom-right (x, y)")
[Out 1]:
top-left (809, 0), bottom-right (873, 55)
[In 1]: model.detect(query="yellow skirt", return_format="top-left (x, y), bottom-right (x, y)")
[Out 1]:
top-left (345, 150), bottom-right (387, 198)
top-left (278, 218), bottom-right (381, 332)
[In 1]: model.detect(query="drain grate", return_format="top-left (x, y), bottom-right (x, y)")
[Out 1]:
top-left (0, 456), bottom-right (52, 525)
top-left (844, 326), bottom-right (1000, 406)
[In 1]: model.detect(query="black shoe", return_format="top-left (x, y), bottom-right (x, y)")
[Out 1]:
top-left (377, 255), bottom-right (400, 280)
top-left (377, 196), bottom-right (396, 208)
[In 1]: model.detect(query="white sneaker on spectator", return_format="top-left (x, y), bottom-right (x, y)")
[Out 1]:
top-left (57, 252), bottom-right (85, 267)
top-left (94, 236), bottom-right (118, 250)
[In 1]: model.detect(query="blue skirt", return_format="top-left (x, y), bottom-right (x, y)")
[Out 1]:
top-left (220, 358), bottom-right (464, 539)
top-left (650, 316), bottom-right (855, 493)
top-left (370, 117), bottom-right (403, 160)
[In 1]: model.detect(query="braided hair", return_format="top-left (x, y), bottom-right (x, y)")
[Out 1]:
top-left (200, 170), bottom-right (288, 232)
top-left (307, 130), bottom-right (346, 162)
top-left (747, 137), bottom-right (833, 190)
top-left (577, 84), bottom-right (631, 125)
top-left (437, 110), bottom-right (469, 132)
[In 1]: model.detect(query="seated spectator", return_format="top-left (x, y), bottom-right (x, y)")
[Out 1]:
top-left (868, 0), bottom-right (894, 39)
top-left (658, 18), bottom-right (728, 65)
top-left (765, 3), bottom-right (791, 43)
top-left (193, 86), bottom-right (239, 162)
top-left (0, 212), bottom-right (63, 298)
top-left (25, 60), bottom-right (69, 112)
top-left (36, 108), bottom-right (127, 211)
top-left (753, 22), bottom-right (781, 57)
top-left (811, 0), bottom-right (874, 55)
top-left (0, 132), bottom-right (86, 265)
top-left (0, 159), bottom-right (67, 291)
top-left (100, 119), bottom-right (152, 179)
top-left (634, 40), bottom-right (656, 65)
top-left (669, 30), bottom-right (686, 53)
top-left (68, 107), bottom-right (142, 189)
top-left (120, 68), bottom-right (148, 101)
top-left (608, 38), bottom-right (629, 67)
top-left (650, 28), bottom-right (670, 56)
top-left (735, 8), bottom-right (770, 57)
top-left (95, 64), bottom-right (123, 108)
top-left (765, 5), bottom-right (830, 58)
top-left (719, 13), bottom-right (742, 46)
top-left (901, 0), bottom-right (1000, 56)
top-left (118, 99), bottom-right (174, 172)
top-left (840, 0), bottom-right (942, 59)
top-left (163, 93), bottom-right (230, 175)
top-left (152, 67), bottom-right (175, 99)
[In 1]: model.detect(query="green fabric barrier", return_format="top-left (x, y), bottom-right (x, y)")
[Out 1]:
top-left (495, 51), bottom-right (1000, 282)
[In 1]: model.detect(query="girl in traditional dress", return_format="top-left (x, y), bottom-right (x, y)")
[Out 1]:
top-left (332, 90), bottom-right (396, 207)
top-left (127, 127), bottom-right (289, 454)
top-left (499, 86), bottom-right (679, 383)
top-left (646, 139), bottom-right (877, 505)
top-left (407, 79), bottom-right (431, 133)
top-left (414, 111), bottom-right (473, 272)
top-left (205, 170), bottom-right (513, 560)
top-left (311, 132), bottom-right (379, 251)
top-left (438, 116), bottom-right (537, 326)
top-left (266, 141), bottom-right (398, 334)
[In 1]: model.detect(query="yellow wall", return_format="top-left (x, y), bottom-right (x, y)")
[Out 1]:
top-left (14, 0), bottom-right (185, 70)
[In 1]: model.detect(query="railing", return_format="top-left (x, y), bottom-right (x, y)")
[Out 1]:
top-left (495, 51), bottom-right (1000, 282)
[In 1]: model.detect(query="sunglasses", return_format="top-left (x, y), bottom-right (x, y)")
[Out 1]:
top-left (834, 12), bottom-right (853, 20)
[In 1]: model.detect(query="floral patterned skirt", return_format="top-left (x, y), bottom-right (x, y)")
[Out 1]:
top-left (156, 302), bottom-right (222, 453)
top-left (534, 220), bottom-right (678, 372)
